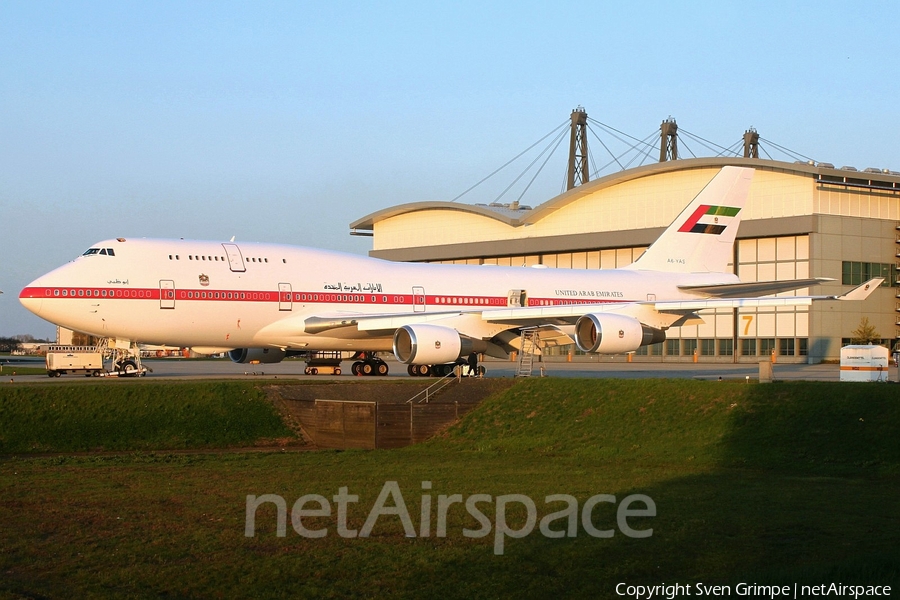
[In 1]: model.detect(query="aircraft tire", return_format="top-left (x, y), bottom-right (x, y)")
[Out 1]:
top-left (121, 360), bottom-right (138, 377)
top-left (377, 362), bottom-right (388, 376)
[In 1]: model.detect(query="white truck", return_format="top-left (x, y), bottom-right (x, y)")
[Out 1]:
top-left (46, 347), bottom-right (104, 377)
top-left (44, 345), bottom-right (145, 377)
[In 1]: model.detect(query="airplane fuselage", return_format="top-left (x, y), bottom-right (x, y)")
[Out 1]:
top-left (19, 237), bottom-right (737, 351)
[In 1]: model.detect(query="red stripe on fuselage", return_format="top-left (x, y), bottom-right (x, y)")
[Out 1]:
top-left (20, 287), bottom-right (631, 308)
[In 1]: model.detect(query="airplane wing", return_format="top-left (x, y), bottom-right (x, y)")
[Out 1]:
top-left (677, 277), bottom-right (834, 298)
top-left (479, 278), bottom-right (884, 326)
top-left (303, 309), bottom-right (477, 334)
top-left (288, 278), bottom-right (884, 356)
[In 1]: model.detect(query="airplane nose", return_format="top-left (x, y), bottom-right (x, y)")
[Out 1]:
top-left (19, 286), bottom-right (44, 317)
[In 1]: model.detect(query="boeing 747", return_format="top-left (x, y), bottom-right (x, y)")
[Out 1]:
top-left (19, 167), bottom-right (882, 375)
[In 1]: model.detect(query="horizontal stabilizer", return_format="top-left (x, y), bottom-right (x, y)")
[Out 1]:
top-left (678, 278), bottom-right (833, 298)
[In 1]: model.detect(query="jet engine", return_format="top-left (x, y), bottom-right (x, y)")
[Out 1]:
top-left (228, 347), bottom-right (287, 364)
top-left (574, 313), bottom-right (665, 354)
top-left (392, 324), bottom-right (486, 365)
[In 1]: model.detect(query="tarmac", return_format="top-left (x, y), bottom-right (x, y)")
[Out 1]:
top-left (3, 355), bottom-right (890, 382)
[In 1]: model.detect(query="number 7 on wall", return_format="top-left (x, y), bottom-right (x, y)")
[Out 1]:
top-left (741, 315), bottom-right (754, 336)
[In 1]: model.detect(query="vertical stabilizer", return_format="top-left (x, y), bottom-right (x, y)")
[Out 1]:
top-left (625, 166), bottom-right (753, 273)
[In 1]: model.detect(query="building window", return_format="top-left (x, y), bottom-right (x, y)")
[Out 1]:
top-left (741, 339), bottom-right (756, 356)
top-left (779, 338), bottom-right (795, 356)
top-left (718, 339), bottom-right (734, 356)
top-left (759, 338), bottom-right (776, 356)
top-left (798, 338), bottom-right (808, 356)
top-left (683, 339), bottom-right (698, 356)
top-left (666, 339), bottom-right (681, 356)
top-left (842, 261), bottom-right (895, 287)
top-left (700, 339), bottom-right (716, 356)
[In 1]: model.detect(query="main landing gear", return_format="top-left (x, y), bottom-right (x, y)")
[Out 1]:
top-left (407, 363), bottom-right (456, 377)
top-left (351, 353), bottom-right (389, 376)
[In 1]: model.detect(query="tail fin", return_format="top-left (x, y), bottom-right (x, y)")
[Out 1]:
top-left (625, 166), bottom-right (753, 273)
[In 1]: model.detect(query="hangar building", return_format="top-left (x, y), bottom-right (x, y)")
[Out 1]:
top-left (351, 154), bottom-right (900, 363)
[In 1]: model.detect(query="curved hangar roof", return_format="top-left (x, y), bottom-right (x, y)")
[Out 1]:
top-left (350, 157), bottom-right (900, 261)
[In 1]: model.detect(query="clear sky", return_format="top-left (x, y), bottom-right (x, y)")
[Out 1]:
top-left (2, 0), bottom-right (899, 339)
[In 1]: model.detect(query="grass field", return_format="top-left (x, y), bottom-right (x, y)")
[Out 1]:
top-left (1, 379), bottom-right (898, 598)
top-left (0, 381), bottom-right (296, 453)
top-left (0, 365), bottom-right (45, 376)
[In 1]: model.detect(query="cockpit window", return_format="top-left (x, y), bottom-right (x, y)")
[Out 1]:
top-left (82, 248), bottom-right (115, 256)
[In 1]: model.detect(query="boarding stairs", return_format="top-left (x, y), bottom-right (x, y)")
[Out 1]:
top-left (516, 329), bottom-right (541, 377)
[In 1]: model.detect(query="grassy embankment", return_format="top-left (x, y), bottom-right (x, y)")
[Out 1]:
top-left (1, 379), bottom-right (898, 598)
top-left (0, 381), bottom-right (295, 453)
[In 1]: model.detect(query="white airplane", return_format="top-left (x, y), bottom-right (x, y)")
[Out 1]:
top-left (19, 167), bottom-right (882, 376)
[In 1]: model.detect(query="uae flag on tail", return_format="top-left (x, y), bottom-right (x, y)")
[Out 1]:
top-left (677, 204), bottom-right (741, 235)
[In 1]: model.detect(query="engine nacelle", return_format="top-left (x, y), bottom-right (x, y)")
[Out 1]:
top-left (393, 324), bottom-right (485, 365)
top-left (228, 347), bottom-right (287, 364)
top-left (574, 313), bottom-right (665, 354)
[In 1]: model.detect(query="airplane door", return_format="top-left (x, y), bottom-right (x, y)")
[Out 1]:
top-left (412, 286), bottom-right (426, 312)
top-left (222, 243), bottom-right (246, 273)
top-left (507, 289), bottom-right (527, 307)
top-left (160, 280), bottom-right (175, 309)
top-left (278, 283), bottom-right (292, 311)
